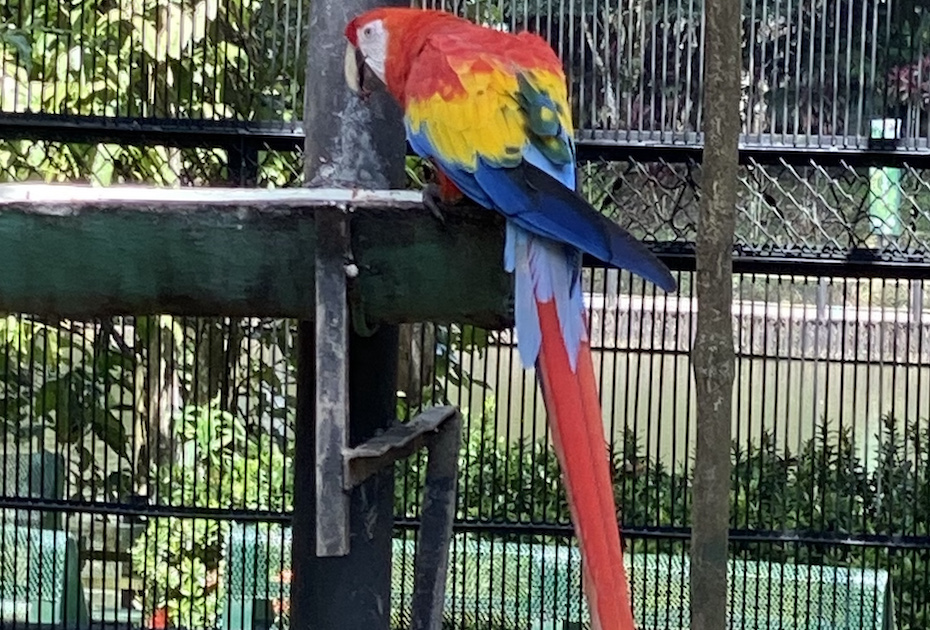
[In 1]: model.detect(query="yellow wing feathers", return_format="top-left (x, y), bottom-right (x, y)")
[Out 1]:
top-left (405, 54), bottom-right (572, 171)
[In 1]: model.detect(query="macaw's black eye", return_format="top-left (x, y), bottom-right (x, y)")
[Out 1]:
top-left (363, 26), bottom-right (373, 37)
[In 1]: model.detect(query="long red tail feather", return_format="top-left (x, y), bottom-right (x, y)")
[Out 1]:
top-left (535, 299), bottom-right (635, 630)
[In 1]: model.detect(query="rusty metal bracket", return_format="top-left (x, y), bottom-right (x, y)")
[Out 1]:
top-left (344, 406), bottom-right (462, 630)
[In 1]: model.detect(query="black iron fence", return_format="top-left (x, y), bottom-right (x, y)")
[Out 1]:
top-left (3, 0), bottom-right (928, 145)
top-left (2, 0), bottom-right (930, 628)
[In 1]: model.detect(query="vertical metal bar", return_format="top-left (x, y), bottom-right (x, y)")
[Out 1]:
top-left (648, 0), bottom-right (658, 132)
top-left (918, 21), bottom-right (927, 145)
top-left (568, 0), bottom-right (578, 131)
top-left (830, 0), bottom-right (840, 142)
top-left (867, 0), bottom-right (881, 135)
top-left (670, 0), bottom-right (682, 138)
top-left (660, 0), bottom-right (670, 139)
top-left (855, 0), bottom-right (868, 137)
top-left (817, 0), bottom-right (827, 144)
top-left (228, 141), bottom-right (260, 187)
top-left (624, 0), bottom-right (635, 136)
top-left (774, 0), bottom-right (785, 142)
top-left (747, 0), bottom-right (757, 138)
top-left (880, 0), bottom-right (894, 129)
top-left (695, 0), bottom-right (706, 132)
top-left (630, 275), bottom-right (645, 524)
top-left (755, 0), bottom-right (767, 141)
top-left (842, 0), bottom-right (853, 141)
top-left (585, 0), bottom-right (593, 133)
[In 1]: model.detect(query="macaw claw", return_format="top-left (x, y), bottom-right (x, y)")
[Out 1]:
top-left (422, 182), bottom-right (449, 225)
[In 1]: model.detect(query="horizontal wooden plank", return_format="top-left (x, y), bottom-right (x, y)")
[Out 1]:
top-left (0, 185), bottom-right (513, 327)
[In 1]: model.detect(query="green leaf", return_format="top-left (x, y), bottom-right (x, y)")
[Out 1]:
top-left (91, 411), bottom-right (129, 458)
top-left (0, 30), bottom-right (32, 70)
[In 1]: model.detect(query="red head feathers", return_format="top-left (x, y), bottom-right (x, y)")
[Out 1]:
top-left (343, 8), bottom-right (563, 105)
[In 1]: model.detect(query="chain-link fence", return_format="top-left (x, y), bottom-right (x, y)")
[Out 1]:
top-left (586, 156), bottom-right (930, 259)
top-left (1, 139), bottom-right (930, 628)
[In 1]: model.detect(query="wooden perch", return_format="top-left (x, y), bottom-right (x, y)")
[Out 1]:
top-left (0, 184), bottom-right (512, 327)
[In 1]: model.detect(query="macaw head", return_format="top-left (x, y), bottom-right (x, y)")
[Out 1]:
top-left (343, 8), bottom-right (456, 100)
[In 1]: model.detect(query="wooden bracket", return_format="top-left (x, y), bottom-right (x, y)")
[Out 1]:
top-left (312, 209), bottom-right (460, 628)
top-left (314, 210), bottom-right (351, 557)
top-left (406, 408), bottom-right (461, 630)
top-left (343, 406), bottom-right (458, 490)
top-left (345, 406), bottom-right (462, 630)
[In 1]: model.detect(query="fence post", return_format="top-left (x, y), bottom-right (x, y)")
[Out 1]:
top-left (690, 0), bottom-right (739, 628)
top-left (227, 140), bottom-right (259, 187)
top-left (291, 0), bottom-right (407, 629)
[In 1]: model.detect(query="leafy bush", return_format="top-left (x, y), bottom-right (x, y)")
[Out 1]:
top-left (130, 400), bottom-right (291, 629)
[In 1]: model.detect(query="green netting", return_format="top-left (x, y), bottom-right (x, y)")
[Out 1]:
top-left (221, 523), bottom-right (893, 630)
top-left (624, 553), bottom-right (895, 630)
top-left (221, 524), bottom-right (292, 630)
top-left (0, 525), bottom-right (87, 625)
top-left (1, 452), bottom-right (64, 529)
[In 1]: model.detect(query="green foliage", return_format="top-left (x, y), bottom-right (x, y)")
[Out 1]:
top-left (395, 396), bottom-right (686, 534)
top-left (0, 0), bottom-right (307, 185)
top-left (133, 516), bottom-right (224, 629)
top-left (433, 324), bottom-right (490, 393)
top-left (452, 398), bottom-right (570, 525)
top-left (727, 416), bottom-right (930, 629)
top-left (131, 399), bottom-right (292, 629)
top-left (0, 316), bottom-right (135, 501)
top-left (0, 0), bottom-right (303, 119)
top-left (0, 313), bottom-right (296, 627)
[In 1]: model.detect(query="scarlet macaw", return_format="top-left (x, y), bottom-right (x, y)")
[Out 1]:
top-left (344, 8), bottom-right (676, 630)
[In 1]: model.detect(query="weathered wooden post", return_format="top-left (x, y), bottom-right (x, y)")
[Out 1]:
top-left (291, 0), bottom-right (408, 629)
top-left (0, 5), bottom-right (510, 628)
top-left (690, 0), bottom-right (740, 627)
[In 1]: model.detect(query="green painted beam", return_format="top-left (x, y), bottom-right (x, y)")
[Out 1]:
top-left (0, 185), bottom-right (513, 328)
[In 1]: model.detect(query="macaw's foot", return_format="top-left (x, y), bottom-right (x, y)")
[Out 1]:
top-left (422, 182), bottom-right (450, 225)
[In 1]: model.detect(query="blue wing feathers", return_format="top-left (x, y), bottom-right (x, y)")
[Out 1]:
top-left (407, 114), bottom-right (675, 369)
top-left (407, 121), bottom-right (676, 293)
top-left (475, 160), bottom-right (677, 293)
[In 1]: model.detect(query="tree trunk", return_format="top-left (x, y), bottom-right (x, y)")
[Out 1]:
top-left (397, 323), bottom-right (437, 408)
top-left (133, 315), bottom-right (181, 500)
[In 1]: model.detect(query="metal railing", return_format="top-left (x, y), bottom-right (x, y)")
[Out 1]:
top-left (3, 0), bottom-right (928, 150)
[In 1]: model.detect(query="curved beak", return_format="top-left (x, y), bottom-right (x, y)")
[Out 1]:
top-left (344, 43), bottom-right (371, 98)
top-left (344, 43), bottom-right (362, 93)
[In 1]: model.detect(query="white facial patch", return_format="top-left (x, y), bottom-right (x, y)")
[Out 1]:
top-left (356, 19), bottom-right (388, 82)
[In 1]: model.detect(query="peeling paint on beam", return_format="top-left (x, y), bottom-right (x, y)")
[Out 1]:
top-left (0, 185), bottom-right (513, 326)
top-left (0, 184), bottom-right (425, 208)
